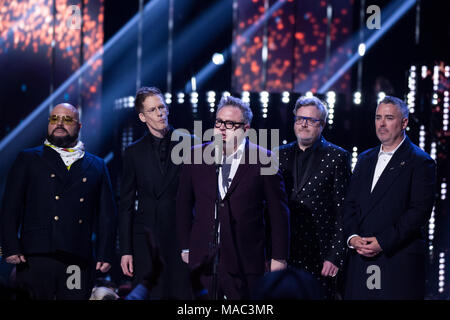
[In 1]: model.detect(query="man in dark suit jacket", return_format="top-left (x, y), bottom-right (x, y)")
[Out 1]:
top-left (119, 87), bottom-right (192, 299)
top-left (0, 103), bottom-right (116, 299)
top-left (176, 95), bottom-right (290, 299)
top-left (343, 96), bottom-right (436, 299)
top-left (278, 96), bottom-right (351, 299)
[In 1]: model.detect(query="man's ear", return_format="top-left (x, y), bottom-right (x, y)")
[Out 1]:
top-left (244, 124), bottom-right (250, 131)
top-left (402, 117), bottom-right (409, 130)
top-left (138, 112), bottom-right (146, 123)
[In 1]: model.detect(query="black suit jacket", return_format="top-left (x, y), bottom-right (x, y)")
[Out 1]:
top-left (278, 137), bottom-right (351, 274)
top-left (118, 129), bottom-right (195, 298)
top-left (0, 145), bottom-right (116, 263)
top-left (342, 136), bottom-right (436, 299)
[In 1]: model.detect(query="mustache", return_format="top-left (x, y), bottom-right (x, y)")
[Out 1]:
top-left (52, 127), bottom-right (68, 134)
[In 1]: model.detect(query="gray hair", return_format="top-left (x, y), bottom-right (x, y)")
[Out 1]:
top-left (293, 96), bottom-right (328, 121)
top-left (378, 96), bottom-right (409, 119)
top-left (216, 95), bottom-right (253, 125)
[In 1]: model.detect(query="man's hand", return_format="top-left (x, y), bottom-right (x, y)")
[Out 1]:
top-left (121, 255), bottom-right (134, 277)
top-left (270, 259), bottom-right (287, 272)
top-left (96, 262), bottom-right (111, 273)
top-left (5, 254), bottom-right (26, 264)
top-left (359, 237), bottom-right (382, 257)
top-left (181, 251), bottom-right (189, 264)
top-left (349, 235), bottom-right (367, 248)
top-left (321, 260), bottom-right (339, 277)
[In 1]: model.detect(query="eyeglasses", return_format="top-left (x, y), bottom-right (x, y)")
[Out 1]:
top-left (49, 115), bottom-right (78, 125)
top-left (214, 119), bottom-right (245, 130)
top-left (142, 105), bottom-right (168, 114)
top-left (294, 116), bottom-right (323, 126)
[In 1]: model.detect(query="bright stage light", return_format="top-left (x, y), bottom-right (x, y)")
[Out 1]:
top-left (358, 43), bottom-right (366, 56)
top-left (212, 53), bottom-right (224, 65)
top-left (353, 91), bottom-right (361, 105)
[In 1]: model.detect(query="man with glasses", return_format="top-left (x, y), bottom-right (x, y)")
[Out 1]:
top-left (176, 95), bottom-right (289, 299)
top-left (119, 86), bottom-right (193, 299)
top-left (277, 96), bottom-right (351, 299)
top-left (1, 103), bottom-right (116, 299)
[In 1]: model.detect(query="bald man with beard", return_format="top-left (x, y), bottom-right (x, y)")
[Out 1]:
top-left (0, 103), bottom-right (116, 300)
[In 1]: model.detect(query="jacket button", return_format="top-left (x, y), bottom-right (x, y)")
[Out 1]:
top-left (50, 174), bottom-right (56, 178)
top-left (78, 219), bottom-right (83, 224)
top-left (80, 198), bottom-right (84, 202)
top-left (55, 195), bottom-right (60, 200)
top-left (220, 203), bottom-right (224, 208)
top-left (54, 216), bottom-right (59, 221)
top-left (82, 177), bottom-right (87, 182)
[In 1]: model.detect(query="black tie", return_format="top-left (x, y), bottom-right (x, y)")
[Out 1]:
top-left (222, 162), bottom-right (232, 191)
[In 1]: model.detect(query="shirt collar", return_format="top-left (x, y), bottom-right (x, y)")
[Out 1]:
top-left (224, 137), bottom-right (246, 163)
top-left (378, 135), bottom-right (406, 157)
top-left (297, 136), bottom-right (322, 153)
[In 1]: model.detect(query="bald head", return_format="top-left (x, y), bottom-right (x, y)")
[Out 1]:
top-left (47, 103), bottom-right (81, 148)
top-left (52, 103), bottom-right (80, 121)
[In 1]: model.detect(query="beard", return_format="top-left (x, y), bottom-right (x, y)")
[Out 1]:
top-left (47, 128), bottom-right (79, 148)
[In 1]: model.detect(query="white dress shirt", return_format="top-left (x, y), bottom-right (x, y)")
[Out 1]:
top-left (218, 137), bottom-right (246, 199)
top-left (347, 136), bottom-right (406, 248)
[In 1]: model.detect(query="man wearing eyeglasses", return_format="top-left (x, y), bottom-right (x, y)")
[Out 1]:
top-left (176, 95), bottom-right (289, 299)
top-left (0, 103), bottom-right (116, 299)
top-left (277, 96), bottom-right (351, 299)
top-left (119, 87), bottom-right (193, 299)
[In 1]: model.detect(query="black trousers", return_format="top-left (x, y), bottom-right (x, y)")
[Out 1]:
top-left (15, 252), bottom-right (94, 300)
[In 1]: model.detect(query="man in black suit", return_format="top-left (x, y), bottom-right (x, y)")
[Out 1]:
top-left (0, 103), bottom-right (116, 299)
top-left (119, 86), bottom-right (192, 299)
top-left (343, 96), bottom-right (436, 299)
top-left (278, 96), bottom-right (351, 299)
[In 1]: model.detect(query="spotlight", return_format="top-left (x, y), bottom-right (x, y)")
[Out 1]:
top-left (164, 92), bottom-right (172, 105)
top-left (421, 65), bottom-right (427, 79)
top-left (177, 92), bottom-right (185, 104)
top-left (281, 91), bottom-right (290, 104)
top-left (212, 53), bottom-right (225, 65)
top-left (419, 125), bottom-right (425, 150)
top-left (358, 43), bottom-right (366, 56)
top-left (326, 91), bottom-right (335, 126)
top-left (260, 91), bottom-right (269, 104)
top-left (351, 147), bottom-right (358, 171)
top-left (190, 92), bottom-right (198, 104)
top-left (377, 91), bottom-right (386, 104)
top-left (207, 91), bottom-right (216, 104)
top-left (242, 91), bottom-right (250, 103)
top-left (353, 91), bottom-right (361, 105)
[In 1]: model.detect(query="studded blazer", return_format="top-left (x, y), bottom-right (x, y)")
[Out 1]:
top-left (277, 137), bottom-right (351, 273)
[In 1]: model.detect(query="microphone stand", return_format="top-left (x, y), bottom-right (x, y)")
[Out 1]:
top-left (212, 162), bottom-right (221, 300)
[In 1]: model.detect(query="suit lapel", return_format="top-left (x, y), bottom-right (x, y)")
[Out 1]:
top-left (156, 137), bottom-right (182, 197)
top-left (295, 137), bottom-right (326, 195)
top-left (41, 145), bottom-right (69, 180)
top-left (361, 137), bottom-right (412, 220)
top-left (223, 141), bottom-right (251, 198)
top-left (64, 154), bottom-right (95, 191)
top-left (142, 133), bottom-right (163, 197)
